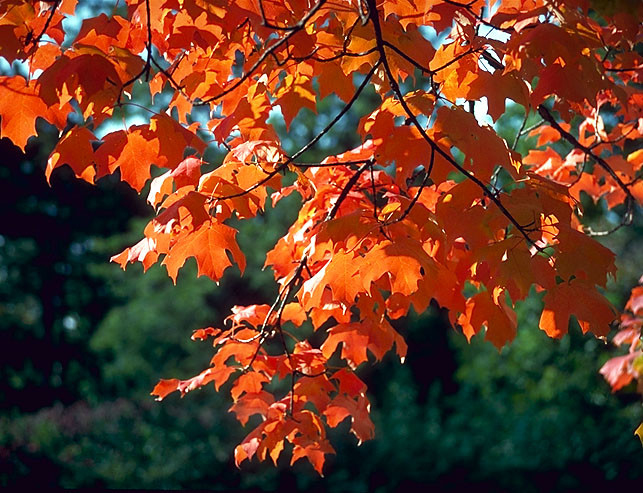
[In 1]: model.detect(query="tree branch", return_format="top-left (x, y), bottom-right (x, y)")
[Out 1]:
top-left (200, 0), bottom-right (327, 105)
top-left (537, 105), bottom-right (635, 227)
top-left (26, 0), bottom-right (61, 49)
top-left (383, 146), bottom-right (435, 227)
top-left (326, 161), bottom-right (372, 221)
top-left (366, 0), bottom-right (543, 250)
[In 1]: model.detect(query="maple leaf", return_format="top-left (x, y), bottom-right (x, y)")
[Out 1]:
top-left (458, 288), bottom-right (518, 349)
top-left (0, 76), bottom-right (49, 150)
top-left (626, 286), bottom-right (643, 315)
top-left (171, 157), bottom-right (202, 188)
top-left (636, 423), bottom-right (643, 445)
top-left (291, 440), bottom-right (334, 476)
top-left (361, 238), bottom-right (435, 297)
top-left (323, 393), bottom-right (374, 445)
top-left (231, 372), bottom-right (270, 402)
top-left (150, 379), bottom-right (180, 401)
top-left (321, 323), bottom-right (370, 368)
top-left (292, 374), bottom-right (335, 414)
top-left (147, 170), bottom-right (174, 207)
top-left (554, 226), bottom-right (617, 288)
top-left (332, 368), bottom-right (367, 397)
top-left (600, 279), bottom-right (643, 423)
top-left (599, 353), bottom-right (638, 392)
top-left (301, 250), bottom-right (363, 309)
top-left (274, 74), bottom-right (317, 130)
top-left (151, 365), bottom-right (236, 401)
top-left (162, 221), bottom-right (246, 284)
top-left (37, 53), bottom-right (123, 122)
top-left (229, 391), bottom-right (275, 426)
top-left (433, 105), bottom-right (521, 181)
top-left (150, 114), bottom-right (206, 169)
top-left (321, 318), bottom-right (406, 369)
top-left (539, 279), bottom-right (617, 338)
top-left (111, 237), bottom-right (159, 272)
top-left (95, 127), bottom-right (160, 192)
top-left (46, 127), bottom-right (97, 184)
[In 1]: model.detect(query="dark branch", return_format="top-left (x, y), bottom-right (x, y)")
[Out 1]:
top-left (206, 61), bottom-right (378, 203)
top-left (538, 106), bottom-right (635, 216)
top-left (326, 161), bottom-right (372, 221)
top-left (27, 0), bottom-right (61, 49)
top-left (289, 60), bottom-right (380, 162)
top-left (382, 40), bottom-right (433, 75)
top-left (200, 0), bottom-right (327, 105)
top-left (538, 105), bottom-right (636, 231)
top-left (367, 0), bottom-right (543, 250)
top-left (384, 146), bottom-right (435, 227)
top-left (117, 0), bottom-right (154, 104)
top-left (605, 66), bottom-right (643, 72)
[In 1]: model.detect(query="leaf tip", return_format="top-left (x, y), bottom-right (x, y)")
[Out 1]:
top-left (150, 378), bottom-right (180, 401)
top-left (635, 423), bottom-right (643, 445)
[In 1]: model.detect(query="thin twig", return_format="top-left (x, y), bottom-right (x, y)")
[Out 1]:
top-left (205, 60), bottom-right (379, 203)
top-left (27, 0), bottom-right (61, 49)
top-left (382, 40), bottom-right (433, 75)
top-left (289, 60), bottom-right (380, 163)
top-left (367, 0), bottom-right (543, 250)
top-left (605, 66), bottom-right (643, 72)
top-left (538, 104), bottom-right (635, 228)
top-left (512, 110), bottom-right (529, 150)
top-left (292, 159), bottom-right (373, 168)
top-left (200, 0), bottom-right (327, 105)
top-left (384, 146), bottom-right (435, 226)
top-left (117, 0), bottom-right (153, 104)
top-left (326, 161), bottom-right (372, 221)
